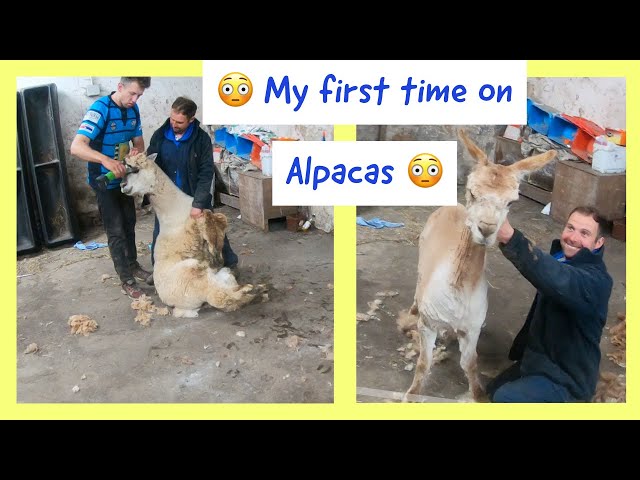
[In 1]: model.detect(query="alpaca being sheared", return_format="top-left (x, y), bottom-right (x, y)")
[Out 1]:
top-left (120, 152), bottom-right (267, 317)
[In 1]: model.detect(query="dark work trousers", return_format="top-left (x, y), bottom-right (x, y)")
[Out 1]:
top-left (485, 362), bottom-right (523, 400)
top-left (151, 215), bottom-right (238, 267)
top-left (95, 187), bottom-right (138, 283)
top-left (486, 362), bottom-right (576, 403)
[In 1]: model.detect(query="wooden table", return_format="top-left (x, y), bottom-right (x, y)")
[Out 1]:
top-left (551, 159), bottom-right (625, 222)
top-left (237, 170), bottom-right (298, 232)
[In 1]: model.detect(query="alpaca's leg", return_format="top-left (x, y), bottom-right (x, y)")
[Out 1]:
top-left (206, 269), bottom-right (268, 312)
top-left (207, 284), bottom-right (269, 312)
top-left (458, 327), bottom-right (484, 401)
top-left (206, 286), bottom-right (254, 312)
top-left (403, 319), bottom-right (437, 402)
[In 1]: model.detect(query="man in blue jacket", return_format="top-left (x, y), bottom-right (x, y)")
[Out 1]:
top-left (146, 96), bottom-right (238, 280)
top-left (486, 206), bottom-right (613, 402)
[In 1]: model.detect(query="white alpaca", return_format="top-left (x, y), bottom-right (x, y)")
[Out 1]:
top-left (400, 130), bottom-right (556, 402)
top-left (120, 152), bottom-right (266, 318)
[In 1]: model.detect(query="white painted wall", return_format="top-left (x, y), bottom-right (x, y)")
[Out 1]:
top-left (17, 76), bottom-right (203, 155)
top-left (528, 77), bottom-right (625, 130)
top-left (17, 76), bottom-right (203, 224)
top-left (17, 77), bottom-right (335, 232)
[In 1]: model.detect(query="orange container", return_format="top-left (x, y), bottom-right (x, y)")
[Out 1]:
top-left (605, 128), bottom-right (626, 146)
top-left (240, 133), bottom-right (266, 169)
top-left (565, 115), bottom-right (605, 163)
top-left (571, 129), bottom-right (596, 163)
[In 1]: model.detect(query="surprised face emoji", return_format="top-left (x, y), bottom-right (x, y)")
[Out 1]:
top-left (218, 72), bottom-right (253, 107)
top-left (408, 153), bottom-right (443, 188)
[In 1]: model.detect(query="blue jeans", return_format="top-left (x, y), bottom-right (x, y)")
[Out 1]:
top-left (488, 363), bottom-right (575, 402)
top-left (151, 215), bottom-right (238, 268)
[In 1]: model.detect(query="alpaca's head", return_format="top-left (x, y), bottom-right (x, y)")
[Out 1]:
top-left (120, 152), bottom-right (158, 197)
top-left (459, 130), bottom-right (556, 246)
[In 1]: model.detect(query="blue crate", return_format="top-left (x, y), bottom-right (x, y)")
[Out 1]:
top-left (214, 127), bottom-right (227, 146)
top-left (222, 132), bottom-right (253, 160)
top-left (548, 115), bottom-right (578, 147)
top-left (235, 136), bottom-right (254, 160)
top-left (527, 98), bottom-right (558, 135)
top-left (224, 131), bottom-right (238, 153)
top-left (215, 128), bottom-right (254, 160)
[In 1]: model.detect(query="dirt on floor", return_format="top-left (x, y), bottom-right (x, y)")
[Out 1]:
top-left (17, 205), bottom-right (334, 403)
top-left (356, 188), bottom-right (626, 403)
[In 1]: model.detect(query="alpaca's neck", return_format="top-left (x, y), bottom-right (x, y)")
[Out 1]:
top-left (451, 224), bottom-right (487, 290)
top-left (148, 164), bottom-right (193, 225)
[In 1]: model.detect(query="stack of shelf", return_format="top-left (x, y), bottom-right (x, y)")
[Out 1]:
top-left (17, 93), bottom-right (40, 255)
top-left (18, 84), bottom-right (79, 249)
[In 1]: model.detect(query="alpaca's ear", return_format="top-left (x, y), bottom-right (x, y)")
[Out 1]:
top-left (146, 153), bottom-right (158, 163)
top-left (458, 129), bottom-right (488, 166)
top-left (509, 150), bottom-right (556, 179)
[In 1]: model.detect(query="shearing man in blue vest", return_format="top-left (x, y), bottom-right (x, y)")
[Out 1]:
top-left (70, 77), bottom-right (152, 299)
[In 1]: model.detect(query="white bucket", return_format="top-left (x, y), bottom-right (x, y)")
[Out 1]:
top-left (592, 136), bottom-right (626, 174)
top-left (261, 151), bottom-right (272, 176)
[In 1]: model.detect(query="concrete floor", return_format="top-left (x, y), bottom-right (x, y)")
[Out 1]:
top-left (17, 205), bottom-right (334, 403)
top-left (356, 188), bottom-right (626, 402)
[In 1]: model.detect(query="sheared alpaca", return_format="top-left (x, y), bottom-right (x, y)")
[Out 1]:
top-left (401, 130), bottom-right (556, 402)
top-left (120, 152), bottom-right (267, 318)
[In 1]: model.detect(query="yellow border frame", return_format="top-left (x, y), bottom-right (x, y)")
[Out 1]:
top-left (2, 60), bottom-right (633, 419)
